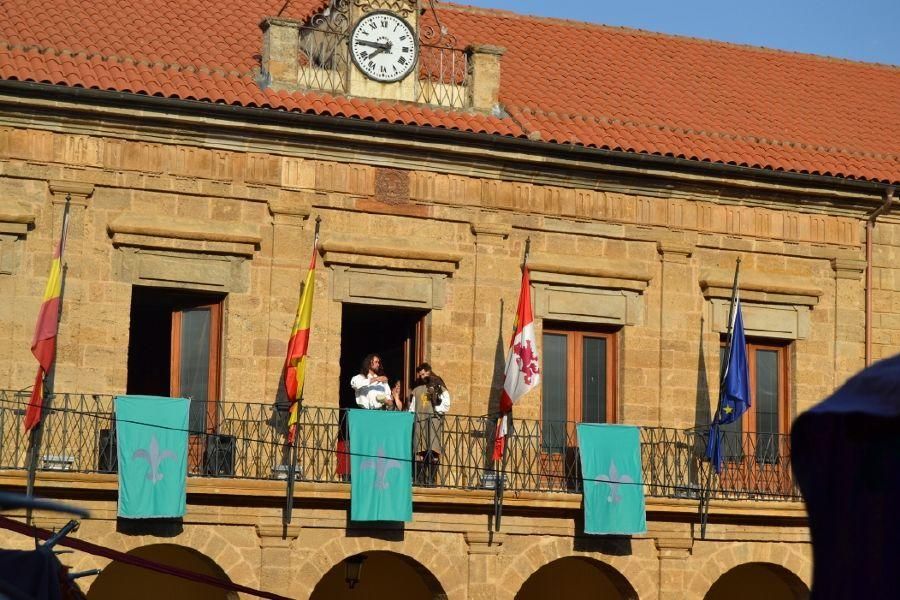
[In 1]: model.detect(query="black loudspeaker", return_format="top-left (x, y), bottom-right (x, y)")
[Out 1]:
top-left (98, 428), bottom-right (118, 473)
top-left (204, 434), bottom-right (236, 477)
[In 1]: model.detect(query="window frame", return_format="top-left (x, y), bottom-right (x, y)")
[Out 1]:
top-left (541, 325), bottom-right (618, 426)
top-left (718, 338), bottom-right (792, 460)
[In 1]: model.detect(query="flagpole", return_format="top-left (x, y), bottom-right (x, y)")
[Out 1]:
top-left (493, 236), bottom-right (530, 532)
top-left (284, 216), bottom-right (320, 527)
top-left (700, 256), bottom-right (741, 539)
top-left (25, 195), bottom-right (72, 533)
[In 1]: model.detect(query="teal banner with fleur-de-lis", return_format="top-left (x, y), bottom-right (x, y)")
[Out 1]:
top-left (577, 423), bottom-right (646, 535)
top-left (115, 396), bottom-right (190, 519)
top-left (348, 409), bottom-right (413, 522)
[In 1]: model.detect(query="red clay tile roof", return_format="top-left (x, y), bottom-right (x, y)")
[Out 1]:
top-left (1, 0), bottom-right (898, 184)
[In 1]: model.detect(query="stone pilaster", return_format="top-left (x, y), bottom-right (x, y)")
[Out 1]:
top-left (468, 221), bottom-right (512, 413)
top-left (264, 193), bottom-right (313, 402)
top-left (655, 535), bottom-right (693, 600)
top-left (656, 240), bottom-right (694, 428)
top-left (256, 523), bottom-right (302, 596)
top-left (47, 181), bottom-right (93, 391)
top-left (465, 530), bottom-right (504, 600)
top-left (831, 258), bottom-right (866, 388)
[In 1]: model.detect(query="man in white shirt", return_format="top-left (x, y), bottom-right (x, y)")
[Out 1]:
top-left (350, 354), bottom-right (399, 410)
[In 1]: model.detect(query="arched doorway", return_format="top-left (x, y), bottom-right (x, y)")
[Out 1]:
top-left (310, 551), bottom-right (446, 600)
top-left (705, 562), bottom-right (809, 600)
top-left (88, 543), bottom-right (236, 600)
top-left (517, 557), bottom-right (637, 600)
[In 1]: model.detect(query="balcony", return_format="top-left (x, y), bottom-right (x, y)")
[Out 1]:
top-left (0, 390), bottom-right (800, 503)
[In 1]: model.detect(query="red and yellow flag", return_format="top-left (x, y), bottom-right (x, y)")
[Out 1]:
top-left (284, 239), bottom-right (318, 441)
top-left (24, 208), bottom-right (70, 431)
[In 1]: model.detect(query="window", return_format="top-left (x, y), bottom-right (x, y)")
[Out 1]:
top-left (541, 325), bottom-right (616, 451)
top-left (718, 340), bottom-right (792, 494)
top-left (539, 324), bottom-right (616, 491)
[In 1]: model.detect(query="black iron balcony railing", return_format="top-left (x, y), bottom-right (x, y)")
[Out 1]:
top-left (0, 391), bottom-right (801, 502)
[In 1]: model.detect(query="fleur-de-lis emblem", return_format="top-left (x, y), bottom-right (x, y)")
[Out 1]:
top-left (595, 459), bottom-right (634, 503)
top-left (360, 448), bottom-right (402, 490)
top-left (132, 435), bottom-right (176, 484)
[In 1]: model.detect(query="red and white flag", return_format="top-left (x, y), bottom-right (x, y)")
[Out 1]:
top-left (493, 266), bottom-right (540, 461)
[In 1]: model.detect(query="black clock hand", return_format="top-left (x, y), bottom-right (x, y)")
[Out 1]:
top-left (356, 39), bottom-right (390, 50)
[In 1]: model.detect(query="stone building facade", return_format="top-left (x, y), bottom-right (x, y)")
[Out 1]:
top-left (0, 0), bottom-right (898, 598)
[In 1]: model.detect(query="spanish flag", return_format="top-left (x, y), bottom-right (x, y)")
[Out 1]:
top-left (284, 235), bottom-right (318, 441)
top-left (24, 205), bottom-right (70, 431)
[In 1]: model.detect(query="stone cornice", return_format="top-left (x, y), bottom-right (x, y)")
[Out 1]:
top-left (319, 236), bottom-right (464, 267)
top-left (529, 252), bottom-right (654, 290)
top-left (0, 199), bottom-right (34, 235)
top-left (108, 214), bottom-right (262, 246)
top-left (108, 214), bottom-right (262, 257)
top-left (700, 269), bottom-right (823, 306)
top-left (0, 88), bottom-right (887, 216)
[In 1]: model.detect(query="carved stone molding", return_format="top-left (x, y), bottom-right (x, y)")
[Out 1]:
top-left (529, 252), bottom-right (653, 326)
top-left (0, 199), bottom-right (34, 275)
top-left (256, 523), bottom-right (302, 548)
top-left (702, 262), bottom-right (822, 340)
top-left (0, 199), bottom-right (34, 236)
top-left (331, 266), bottom-right (447, 309)
top-left (464, 531), bottom-right (504, 555)
top-left (48, 180), bottom-right (94, 205)
top-left (656, 240), bottom-right (693, 263)
top-left (108, 214), bottom-right (262, 257)
top-left (831, 258), bottom-right (867, 281)
top-left (320, 235), bottom-right (463, 274)
top-left (700, 269), bottom-right (822, 307)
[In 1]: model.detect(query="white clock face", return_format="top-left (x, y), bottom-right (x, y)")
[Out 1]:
top-left (349, 11), bottom-right (418, 83)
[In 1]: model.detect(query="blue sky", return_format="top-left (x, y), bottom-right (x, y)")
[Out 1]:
top-left (459, 0), bottom-right (900, 66)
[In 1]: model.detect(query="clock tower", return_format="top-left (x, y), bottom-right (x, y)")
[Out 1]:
top-left (260, 0), bottom-right (502, 111)
top-left (345, 0), bottom-right (419, 102)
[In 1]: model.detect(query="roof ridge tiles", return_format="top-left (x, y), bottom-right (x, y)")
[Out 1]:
top-left (507, 104), bottom-right (900, 163)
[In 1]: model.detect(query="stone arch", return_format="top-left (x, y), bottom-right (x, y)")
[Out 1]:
top-left (296, 535), bottom-right (458, 599)
top-left (88, 543), bottom-right (237, 600)
top-left (517, 556), bottom-right (638, 600)
top-left (496, 537), bottom-right (651, 600)
top-left (704, 562), bottom-right (809, 600)
top-left (308, 549), bottom-right (448, 600)
top-left (686, 543), bottom-right (811, 598)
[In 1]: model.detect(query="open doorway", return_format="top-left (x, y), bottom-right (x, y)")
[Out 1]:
top-left (339, 304), bottom-right (428, 409)
top-left (126, 286), bottom-right (225, 472)
top-left (335, 304), bottom-right (427, 479)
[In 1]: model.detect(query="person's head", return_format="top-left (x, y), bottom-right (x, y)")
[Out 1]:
top-left (415, 362), bottom-right (432, 383)
top-left (361, 354), bottom-right (384, 376)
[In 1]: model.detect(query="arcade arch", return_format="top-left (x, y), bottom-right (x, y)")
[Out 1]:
top-left (704, 562), bottom-right (809, 600)
top-left (310, 550), bottom-right (448, 600)
top-left (88, 543), bottom-right (236, 600)
top-left (516, 556), bottom-right (638, 600)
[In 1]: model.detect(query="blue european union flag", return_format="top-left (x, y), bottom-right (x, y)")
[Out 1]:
top-left (706, 299), bottom-right (751, 473)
